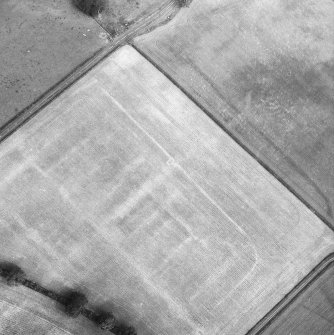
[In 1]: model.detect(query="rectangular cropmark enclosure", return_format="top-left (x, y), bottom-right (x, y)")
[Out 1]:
top-left (0, 46), bottom-right (333, 335)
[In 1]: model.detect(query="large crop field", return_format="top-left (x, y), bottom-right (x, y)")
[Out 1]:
top-left (0, 46), bottom-right (333, 334)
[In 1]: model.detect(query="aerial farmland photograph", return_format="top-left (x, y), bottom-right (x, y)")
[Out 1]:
top-left (0, 0), bottom-right (333, 334)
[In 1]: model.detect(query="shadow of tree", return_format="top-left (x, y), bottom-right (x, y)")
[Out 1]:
top-left (72, 0), bottom-right (107, 17)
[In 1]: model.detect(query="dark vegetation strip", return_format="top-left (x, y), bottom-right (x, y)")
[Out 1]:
top-left (0, 262), bottom-right (136, 335)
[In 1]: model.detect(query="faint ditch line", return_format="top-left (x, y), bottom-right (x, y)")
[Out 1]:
top-left (104, 88), bottom-right (259, 266)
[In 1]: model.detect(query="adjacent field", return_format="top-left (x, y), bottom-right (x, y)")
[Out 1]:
top-left (134, 0), bottom-right (334, 227)
top-left (0, 46), bottom-right (333, 334)
top-left (0, 0), bottom-right (108, 128)
top-left (262, 259), bottom-right (334, 335)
